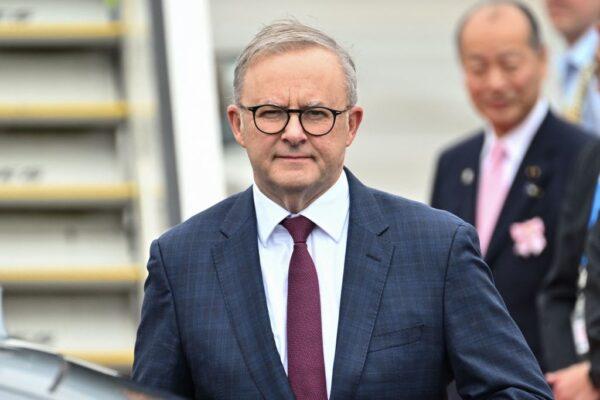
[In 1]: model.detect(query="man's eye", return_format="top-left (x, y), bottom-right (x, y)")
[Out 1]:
top-left (467, 64), bottom-right (486, 75)
top-left (502, 63), bottom-right (520, 72)
top-left (304, 109), bottom-right (329, 120)
top-left (258, 109), bottom-right (285, 119)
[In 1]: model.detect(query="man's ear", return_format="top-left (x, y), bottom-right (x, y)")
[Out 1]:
top-left (227, 105), bottom-right (246, 147)
top-left (345, 106), bottom-right (363, 147)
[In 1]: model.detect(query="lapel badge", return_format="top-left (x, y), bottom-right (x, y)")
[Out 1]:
top-left (525, 182), bottom-right (542, 198)
top-left (525, 165), bottom-right (542, 180)
top-left (461, 168), bottom-right (474, 186)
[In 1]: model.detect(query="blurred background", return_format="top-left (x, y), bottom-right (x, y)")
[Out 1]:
top-left (0, 0), bottom-right (568, 374)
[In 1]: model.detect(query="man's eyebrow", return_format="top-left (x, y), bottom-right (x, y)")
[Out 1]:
top-left (250, 100), bottom-right (328, 108)
top-left (464, 54), bottom-right (485, 62)
top-left (304, 100), bottom-right (326, 107)
top-left (498, 51), bottom-right (524, 59)
top-left (256, 99), bottom-right (287, 107)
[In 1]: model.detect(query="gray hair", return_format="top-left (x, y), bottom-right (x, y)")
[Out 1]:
top-left (233, 19), bottom-right (358, 106)
top-left (455, 0), bottom-right (543, 53)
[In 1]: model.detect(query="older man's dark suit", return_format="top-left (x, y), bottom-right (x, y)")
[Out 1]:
top-left (431, 110), bottom-right (589, 369)
top-left (539, 139), bottom-right (600, 371)
top-left (133, 170), bottom-right (551, 399)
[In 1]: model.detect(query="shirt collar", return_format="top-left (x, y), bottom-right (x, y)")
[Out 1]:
top-left (483, 98), bottom-right (548, 160)
top-left (253, 170), bottom-right (350, 245)
top-left (562, 26), bottom-right (599, 71)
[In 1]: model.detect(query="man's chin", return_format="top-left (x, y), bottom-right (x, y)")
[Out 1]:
top-left (273, 177), bottom-right (313, 193)
top-left (486, 113), bottom-right (521, 134)
top-left (268, 170), bottom-right (321, 193)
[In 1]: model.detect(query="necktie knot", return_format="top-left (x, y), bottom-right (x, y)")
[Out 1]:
top-left (281, 215), bottom-right (315, 244)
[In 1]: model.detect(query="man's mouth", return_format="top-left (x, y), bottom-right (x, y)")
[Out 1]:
top-left (275, 155), bottom-right (313, 160)
top-left (487, 99), bottom-right (511, 108)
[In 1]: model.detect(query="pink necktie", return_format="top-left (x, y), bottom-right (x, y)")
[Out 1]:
top-left (281, 216), bottom-right (328, 400)
top-left (476, 141), bottom-right (509, 256)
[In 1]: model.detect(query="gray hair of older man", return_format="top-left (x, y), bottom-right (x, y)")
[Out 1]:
top-left (455, 0), bottom-right (543, 53)
top-left (233, 20), bottom-right (358, 107)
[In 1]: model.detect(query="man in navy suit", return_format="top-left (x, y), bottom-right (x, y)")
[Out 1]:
top-left (431, 1), bottom-right (589, 372)
top-left (133, 19), bottom-right (552, 399)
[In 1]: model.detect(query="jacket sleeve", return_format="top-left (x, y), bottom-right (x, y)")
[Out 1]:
top-left (132, 239), bottom-right (194, 398)
top-left (445, 224), bottom-right (553, 399)
top-left (586, 220), bottom-right (600, 388)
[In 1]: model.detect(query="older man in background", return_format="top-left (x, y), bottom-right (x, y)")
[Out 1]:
top-left (545, 0), bottom-right (600, 134)
top-left (431, 0), bottom-right (589, 371)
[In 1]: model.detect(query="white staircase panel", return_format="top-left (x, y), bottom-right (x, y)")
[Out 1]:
top-left (0, 211), bottom-right (132, 266)
top-left (0, 0), bottom-right (114, 24)
top-left (0, 130), bottom-right (123, 184)
top-left (0, 51), bottom-right (118, 103)
top-left (3, 292), bottom-right (136, 367)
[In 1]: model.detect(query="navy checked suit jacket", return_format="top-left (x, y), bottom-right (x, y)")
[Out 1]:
top-left (431, 111), bottom-right (590, 370)
top-left (133, 170), bottom-right (552, 399)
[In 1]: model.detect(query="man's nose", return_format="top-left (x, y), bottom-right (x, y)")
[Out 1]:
top-left (486, 68), bottom-right (508, 90)
top-left (281, 113), bottom-right (308, 145)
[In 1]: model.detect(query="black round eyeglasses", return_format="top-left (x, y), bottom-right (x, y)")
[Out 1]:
top-left (239, 104), bottom-right (350, 136)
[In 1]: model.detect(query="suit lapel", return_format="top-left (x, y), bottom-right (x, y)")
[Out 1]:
top-left (485, 113), bottom-right (554, 264)
top-left (211, 188), bottom-right (294, 400)
top-left (460, 134), bottom-right (483, 226)
top-left (330, 170), bottom-right (395, 400)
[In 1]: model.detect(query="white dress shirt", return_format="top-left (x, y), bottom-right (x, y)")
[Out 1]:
top-left (559, 27), bottom-right (600, 136)
top-left (252, 170), bottom-right (349, 397)
top-left (480, 99), bottom-right (549, 188)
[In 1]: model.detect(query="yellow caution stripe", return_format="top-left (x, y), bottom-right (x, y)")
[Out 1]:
top-left (0, 183), bottom-right (137, 202)
top-left (0, 265), bottom-right (143, 284)
top-left (0, 102), bottom-right (128, 120)
top-left (60, 348), bottom-right (134, 368)
top-left (0, 22), bottom-right (123, 40)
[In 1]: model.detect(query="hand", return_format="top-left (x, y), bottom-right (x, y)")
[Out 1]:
top-left (546, 362), bottom-right (600, 400)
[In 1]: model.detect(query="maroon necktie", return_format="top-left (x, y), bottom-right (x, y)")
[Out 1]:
top-left (281, 216), bottom-right (328, 400)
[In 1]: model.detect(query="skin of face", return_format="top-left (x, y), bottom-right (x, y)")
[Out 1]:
top-left (227, 47), bottom-right (363, 213)
top-left (546, 0), bottom-right (600, 45)
top-left (460, 4), bottom-right (547, 136)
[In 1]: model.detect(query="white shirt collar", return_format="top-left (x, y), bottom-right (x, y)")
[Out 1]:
top-left (483, 98), bottom-right (549, 162)
top-left (253, 170), bottom-right (350, 245)
top-left (562, 26), bottom-right (599, 71)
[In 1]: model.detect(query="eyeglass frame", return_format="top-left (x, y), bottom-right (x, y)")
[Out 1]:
top-left (238, 103), bottom-right (352, 136)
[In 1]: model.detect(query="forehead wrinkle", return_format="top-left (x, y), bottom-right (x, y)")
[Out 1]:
top-left (244, 48), bottom-right (346, 108)
top-left (260, 99), bottom-right (286, 106)
top-left (466, 46), bottom-right (525, 58)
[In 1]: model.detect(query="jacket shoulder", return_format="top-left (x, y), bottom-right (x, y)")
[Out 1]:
top-left (437, 132), bottom-right (484, 163)
top-left (370, 188), bottom-right (470, 239)
top-left (364, 187), bottom-right (481, 281)
top-left (157, 190), bottom-right (248, 245)
top-left (543, 112), bottom-right (593, 150)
